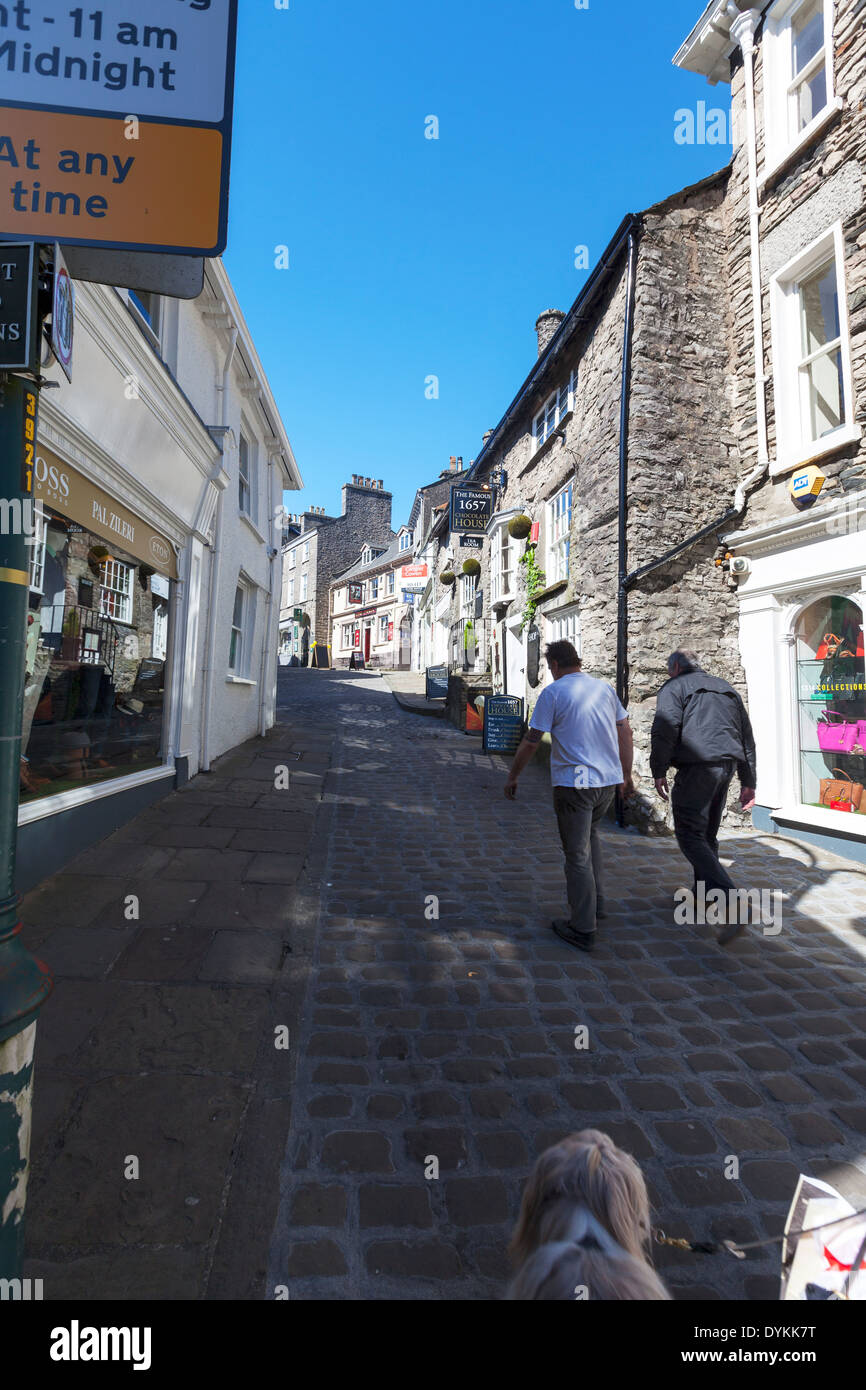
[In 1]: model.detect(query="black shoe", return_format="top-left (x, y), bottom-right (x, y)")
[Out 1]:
top-left (552, 920), bottom-right (596, 952)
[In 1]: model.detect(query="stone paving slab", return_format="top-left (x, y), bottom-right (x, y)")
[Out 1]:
top-left (21, 710), bottom-right (333, 1300)
top-left (266, 670), bottom-right (866, 1303)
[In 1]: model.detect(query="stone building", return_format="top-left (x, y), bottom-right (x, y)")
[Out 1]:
top-left (431, 183), bottom-right (747, 828)
top-left (675, 0), bottom-right (866, 864)
top-left (279, 477), bottom-right (393, 663)
top-left (330, 529), bottom-right (414, 669)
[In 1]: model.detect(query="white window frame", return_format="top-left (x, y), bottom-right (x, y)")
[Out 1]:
top-left (302, 540), bottom-right (310, 563)
top-left (769, 222), bottom-right (860, 476)
top-left (228, 578), bottom-right (255, 676)
top-left (238, 431), bottom-right (252, 517)
top-left (386, 570), bottom-right (395, 595)
top-left (119, 287), bottom-right (162, 349)
top-left (532, 369), bottom-right (577, 453)
top-left (378, 612), bottom-right (389, 643)
top-left (27, 502), bottom-right (47, 594)
top-left (300, 573), bottom-right (308, 601)
top-left (288, 548), bottom-right (296, 569)
top-left (763, 0), bottom-right (836, 176)
top-left (490, 520), bottom-right (516, 604)
top-left (546, 602), bottom-right (581, 654)
top-left (460, 573), bottom-right (477, 620)
top-left (360, 545), bottom-right (372, 565)
top-left (287, 577), bottom-right (295, 605)
top-left (99, 558), bottom-right (134, 624)
top-left (546, 482), bottom-right (573, 585)
top-left (399, 531), bottom-right (413, 552)
top-left (370, 574), bottom-right (380, 600)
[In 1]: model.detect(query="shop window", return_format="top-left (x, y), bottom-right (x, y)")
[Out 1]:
top-left (763, 0), bottom-right (834, 171)
top-left (547, 482), bottom-right (572, 584)
top-left (99, 558), bottom-right (133, 624)
top-left (378, 613), bottom-right (389, 643)
top-left (770, 225), bottom-right (857, 473)
top-left (795, 595), bottom-right (865, 815)
top-left (20, 509), bottom-right (169, 805)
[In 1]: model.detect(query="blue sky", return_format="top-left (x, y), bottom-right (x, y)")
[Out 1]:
top-left (224, 0), bottom-right (729, 529)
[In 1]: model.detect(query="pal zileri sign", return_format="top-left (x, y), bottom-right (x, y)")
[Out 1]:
top-left (0, 0), bottom-right (238, 256)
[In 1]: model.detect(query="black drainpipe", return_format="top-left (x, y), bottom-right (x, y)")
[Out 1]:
top-left (615, 225), bottom-right (640, 824)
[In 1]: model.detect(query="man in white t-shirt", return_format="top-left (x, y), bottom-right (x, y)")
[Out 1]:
top-left (505, 640), bottom-right (634, 951)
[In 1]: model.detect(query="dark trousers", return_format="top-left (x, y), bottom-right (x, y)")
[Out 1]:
top-left (671, 761), bottom-right (737, 895)
top-left (553, 785), bottom-right (616, 934)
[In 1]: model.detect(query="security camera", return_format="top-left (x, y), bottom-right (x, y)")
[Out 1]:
top-left (729, 555), bottom-right (751, 577)
top-left (267, 546), bottom-right (279, 559)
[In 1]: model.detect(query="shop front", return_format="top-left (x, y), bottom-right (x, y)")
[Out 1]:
top-left (17, 442), bottom-right (181, 888)
top-left (729, 492), bottom-right (866, 864)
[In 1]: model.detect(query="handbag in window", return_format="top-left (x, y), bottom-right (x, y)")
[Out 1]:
top-left (817, 711), bottom-right (863, 753)
top-left (818, 768), bottom-right (864, 812)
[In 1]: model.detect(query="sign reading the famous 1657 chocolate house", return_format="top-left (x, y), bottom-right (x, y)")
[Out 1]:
top-left (450, 486), bottom-right (493, 535)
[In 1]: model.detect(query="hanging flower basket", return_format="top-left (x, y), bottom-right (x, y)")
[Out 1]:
top-left (508, 513), bottom-right (532, 540)
top-left (461, 557), bottom-right (481, 576)
top-left (440, 570), bottom-right (456, 586)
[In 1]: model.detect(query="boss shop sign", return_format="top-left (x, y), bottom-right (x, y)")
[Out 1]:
top-left (0, 0), bottom-right (238, 255)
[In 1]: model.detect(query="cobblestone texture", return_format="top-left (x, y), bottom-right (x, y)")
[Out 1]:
top-left (266, 671), bottom-right (866, 1301)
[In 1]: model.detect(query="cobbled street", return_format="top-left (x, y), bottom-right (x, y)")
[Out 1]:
top-left (267, 669), bottom-right (866, 1301)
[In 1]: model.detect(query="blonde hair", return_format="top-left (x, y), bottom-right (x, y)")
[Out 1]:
top-left (508, 1130), bottom-right (670, 1301)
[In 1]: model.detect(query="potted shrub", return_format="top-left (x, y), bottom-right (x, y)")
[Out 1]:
top-left (440, 569), bottom-right (456, 586)
top-left (508, 513), bottom-right (532, 540)
top-left (461, 557), bottom-right (481, 577)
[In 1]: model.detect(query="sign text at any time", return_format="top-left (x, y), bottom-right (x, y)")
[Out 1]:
top-left (0, 0), bottom-right (238, 254)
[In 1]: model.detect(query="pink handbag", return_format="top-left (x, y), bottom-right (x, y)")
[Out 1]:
top-left (817, 712), bottom-right (862, 753)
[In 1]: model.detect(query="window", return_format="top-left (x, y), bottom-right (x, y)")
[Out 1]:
top-left (460, 573), bottom-right (477, 620)
top-left (795, 595), bottom-right (865, 815)
top-left (287, 577), bottom-right (295, 605)
top-left (770, 224), bottom-right (858, 473)
top-left (127, 289), bottom-right (162, 343)
top-left (399, 531), bottom-right (414, 551)
top-left (300, 573), bottom-right (308, 601)
top-left (379, 613), bottom-right (389, 643)
top-left (99, 558), bottom-right (134, 624)
top-left (238, 433), bottom-right (251, 516)
top-left (547, 604), bottom-right (581, 652)
top-left (387, 571), bottom-right (395, 595)
top-left (491, 523), bottom-right (515, 603)
top-left (547, 482), bottom-right (572, 585)
top-left (341, 621), bottom-right (359, 650)
top-left (370, 575), bottom-right (380, 600)
top-left (27, 502), bottom-right (47, 594)
top-left (361, 544), bottom-right (372, 564)
top-left (229, 586), bottom-right (245, 672)
top-left (303, 541), bottom-right (310, 563)
top-left (288, 549), bottom-right (296, 569)
top-left (764, 0), bottom-right (834, 170)
top-left (532, 371), bottom-right (577, 451)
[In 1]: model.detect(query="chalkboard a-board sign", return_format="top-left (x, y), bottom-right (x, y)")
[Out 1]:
top-left (483, 694), bottom-right (525, 754)
top-left (425, 664), bottom-right (448, 699)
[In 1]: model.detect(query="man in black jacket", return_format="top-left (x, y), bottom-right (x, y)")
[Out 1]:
top-left (650, 650), bottom-right (757, 944)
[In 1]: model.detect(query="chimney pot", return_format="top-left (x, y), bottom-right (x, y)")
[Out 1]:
top-left (535, 308), bottom-right (566, 358)
top-left (378, 479), bottom-right (383, 489)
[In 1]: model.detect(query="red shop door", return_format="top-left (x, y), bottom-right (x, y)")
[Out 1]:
top-left (364, 625), bottom-right (372, 661)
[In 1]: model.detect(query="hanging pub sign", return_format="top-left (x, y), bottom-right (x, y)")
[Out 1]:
top-left (425, 664), bottom-right (448, 700)
top-left (526, 622), bottom-right (541, 688)
top-left (483, 694), bottom-right (525, 754)
top-left (348, 582), bottom-right (363, 604)
top-left (450, 485), bottom-right (494, 536)
top-left (0, 242), bottom-right (40, 371)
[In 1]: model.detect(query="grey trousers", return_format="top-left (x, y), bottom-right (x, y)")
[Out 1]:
top-left (552, 785), bottom-right (616, 934)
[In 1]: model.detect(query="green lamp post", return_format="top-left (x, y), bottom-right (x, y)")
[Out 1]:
top-left (0, 371), bottom-right (54, 1279)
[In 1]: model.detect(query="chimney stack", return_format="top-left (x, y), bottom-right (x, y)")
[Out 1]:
top-left (535, 308), bottom-right (566, 357)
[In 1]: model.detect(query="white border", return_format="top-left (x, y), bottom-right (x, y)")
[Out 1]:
top-left (18, 762), bottom-right (175, 827)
